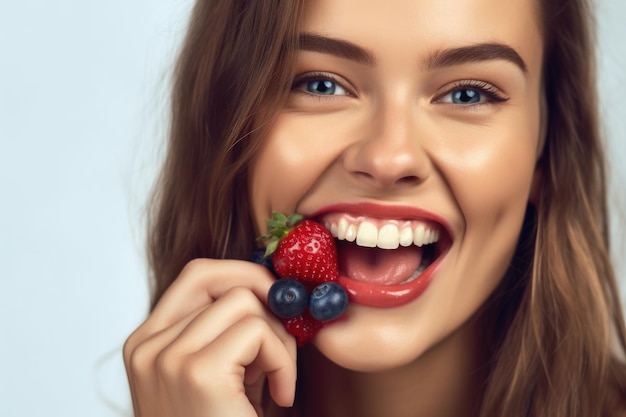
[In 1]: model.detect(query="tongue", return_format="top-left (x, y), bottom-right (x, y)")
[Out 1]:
top-left (338, 241), bottom-right (423, 286)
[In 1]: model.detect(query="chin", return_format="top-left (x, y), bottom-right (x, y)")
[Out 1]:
top-left (310, 304), bottom-right (442, 372)
top-left (305, 274), bottom-right (492, 374)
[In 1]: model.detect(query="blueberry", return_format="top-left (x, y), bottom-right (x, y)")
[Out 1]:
top-left (309, 282), bottom-right (348, 322)
top-left (249, 249), bottom-right (276, 274)
top-left (268, 278), bottom-right (309, 319)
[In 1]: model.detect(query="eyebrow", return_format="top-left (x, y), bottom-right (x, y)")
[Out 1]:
top-left (298, 33), bottom-right (527, 73)
top-left (425, 43), bottom-right (528, 73)
top-left (298, 33), bottom-right (376, 66)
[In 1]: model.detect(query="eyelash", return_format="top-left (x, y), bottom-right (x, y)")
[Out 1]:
top-left (291, 72), bottom-right (353, 98)
top-left (291, 73), bottom-right (509, 107)
top-left (434, 80), bottom-right (509, 105)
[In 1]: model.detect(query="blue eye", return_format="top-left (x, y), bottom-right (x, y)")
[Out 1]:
top-left (436, 81), bottom-right (508, 106)
top-left (451, 88), bottom-right (482, 104)
top-left (440, 88), bottom-right (486, 105)
top-left (293, 73), bottom-right (350, 97)
top-left (306, 79), bottom-right (339, 95)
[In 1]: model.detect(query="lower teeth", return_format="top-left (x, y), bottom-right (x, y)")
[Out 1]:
top-left (400, 244), bottom-right (436, 284)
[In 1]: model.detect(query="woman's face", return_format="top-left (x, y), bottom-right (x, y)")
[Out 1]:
top-left (250, 0), bottom-right (544, 371)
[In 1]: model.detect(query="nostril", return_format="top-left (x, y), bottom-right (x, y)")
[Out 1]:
top-left (353, 171), bottom-right (375, 182)
top-left (396, 175), bottom-right (420, 186)
top-left (351, 171), bottom-right (422, 188)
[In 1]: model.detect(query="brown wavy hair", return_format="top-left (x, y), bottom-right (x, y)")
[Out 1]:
top-left (146, 0), bottom-right (626, 415)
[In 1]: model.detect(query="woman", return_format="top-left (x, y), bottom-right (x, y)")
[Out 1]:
top-left (124, 0), bottom-right (626, 415)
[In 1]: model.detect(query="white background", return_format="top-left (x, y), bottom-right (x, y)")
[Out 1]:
top-left (1, 1), bottom-right (624, 416)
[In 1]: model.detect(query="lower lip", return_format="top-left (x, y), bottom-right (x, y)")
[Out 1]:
top-left (338, 256), bottom-right (443, 308)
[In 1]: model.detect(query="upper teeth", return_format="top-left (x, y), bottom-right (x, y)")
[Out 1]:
top-left (326, 219), bottom-right (440, 249)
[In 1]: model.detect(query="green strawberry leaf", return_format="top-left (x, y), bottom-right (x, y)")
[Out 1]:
top-left (272, 212), bottom-right (287, 223)
top-left (264, 240), bottom-right (279, 257)
top-left (267, 219), bottom-right (285, 229)
top-left (259, 212), bottom-right (305, 257)
top-left (286, 213), bottom-right (303, 227)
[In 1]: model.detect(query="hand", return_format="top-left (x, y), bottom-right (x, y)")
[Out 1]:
top-left (123, 259), bottom-right (297, 417)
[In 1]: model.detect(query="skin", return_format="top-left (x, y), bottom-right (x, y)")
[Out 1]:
top-left (252, 0), bottom-right (543, 367)
top-left (251, 0), bottom-right (544, 414)
top-left (124, 0), bottom-right (545, 416)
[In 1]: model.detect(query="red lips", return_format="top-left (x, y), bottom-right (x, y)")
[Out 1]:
top-left (311, 202), bottom-right (452, 308)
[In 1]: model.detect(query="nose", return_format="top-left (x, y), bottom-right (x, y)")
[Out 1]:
top-left (342, 100), bottom-right (431, 190)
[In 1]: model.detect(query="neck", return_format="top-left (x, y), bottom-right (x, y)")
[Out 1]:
top-left (295, 317), bottom-right (487, 417)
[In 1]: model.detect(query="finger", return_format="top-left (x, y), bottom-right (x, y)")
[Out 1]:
top-left (123, 305), bottom-right (220, 417)
top-left (147, 259), bottom-right (276, 332)
top-left (165, 286), bottom-right (293, 355)
top-left (126, 287), bottom-right (296, 396)
top-left (124, 303), bottom-right (206, 373)
top-left (192, 315), bottom-right (297, 408)
top-left (244, 368), bottom-right (266, 417)
top-left (124, 266), bottom-right (286, 378)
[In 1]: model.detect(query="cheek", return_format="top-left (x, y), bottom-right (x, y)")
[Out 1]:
top-left (457, 143), bottom-right (536, 218)
top-left (435, 116), bottom-right (540, 226)
top-left (249, 114), bottom-right (346, 235)
top-left (436, 125), bottom-right (538, 294)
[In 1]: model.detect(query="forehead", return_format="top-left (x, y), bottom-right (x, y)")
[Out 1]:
top-left (300, 0), bottom-right (543, 75)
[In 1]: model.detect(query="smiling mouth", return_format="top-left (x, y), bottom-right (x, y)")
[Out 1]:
top-left (336, 241), bottom-right (437, 286)
top-left (320, 213), bottom-right (450, 307)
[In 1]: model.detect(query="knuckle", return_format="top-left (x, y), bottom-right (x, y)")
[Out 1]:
top-left (223, 285), bottom-right (257, 303)
top-left (154, 347), bottom-right (182, 380)
top-left (238, 315), bottom-right (271, 338)
top-left (179, 355), bottom-right (213, 390)
top-left (221, 287), bottom-right (268, 319)
top-left (125, 339), bottom-right (154, 376)
top-left (122, 331), bottom-right (138, 364)
top-left (181, 258), bottom-right (214, 277)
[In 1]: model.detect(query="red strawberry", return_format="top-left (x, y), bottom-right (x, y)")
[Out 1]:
top-left (261, 212), bottom-right (346, 344)
top-left (262, 212), bottom-right (339, 290)
top-left (282, 311), bottom-right (325, 346)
